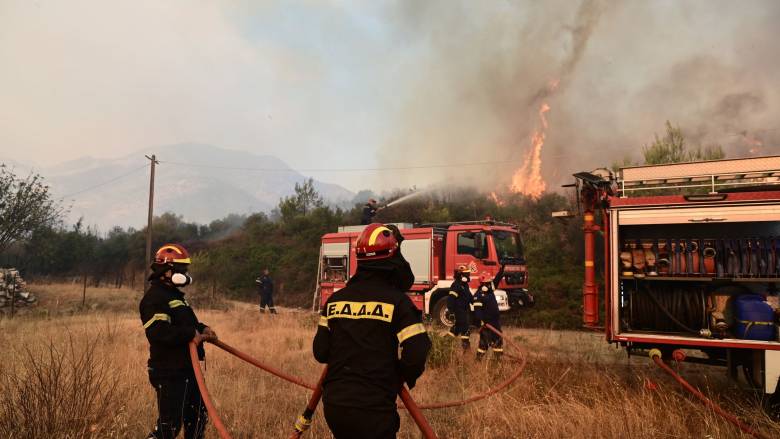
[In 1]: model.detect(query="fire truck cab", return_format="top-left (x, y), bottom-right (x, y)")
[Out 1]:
top-left (572, 156), bottom-right (780, 401)
top-left (317, 221), bottom-right (531, 325)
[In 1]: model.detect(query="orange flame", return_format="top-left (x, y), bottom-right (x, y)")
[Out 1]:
top-left (510, 102), bottom-right (550, 198)
top-left (489, 191), bottom-right (505, 206)
top-left (741, 132), bottom-right (763, 155)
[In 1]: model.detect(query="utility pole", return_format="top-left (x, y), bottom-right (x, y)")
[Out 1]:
top-left (144, 155), bottom-right (159, 285)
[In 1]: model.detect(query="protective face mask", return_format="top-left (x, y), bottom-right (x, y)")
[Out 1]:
top-left (461, 276), bottom-right (469, 283)
top-left (171, 272), bottom-right (193, 287)
top-left (481, 286), bottom-right (488, 292)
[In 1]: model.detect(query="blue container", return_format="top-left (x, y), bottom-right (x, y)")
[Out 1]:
top-left (734, 294), bottom-right (776, 341)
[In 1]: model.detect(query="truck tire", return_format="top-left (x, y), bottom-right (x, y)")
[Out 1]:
top-left (431, 296), bottom-right (454, 327)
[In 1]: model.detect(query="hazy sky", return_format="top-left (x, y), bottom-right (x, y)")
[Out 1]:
top-left (1, 0), bottom-right (778, 192)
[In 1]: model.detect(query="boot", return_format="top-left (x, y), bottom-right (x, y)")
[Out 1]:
top-left (476, 348), bottom-right (486, 361)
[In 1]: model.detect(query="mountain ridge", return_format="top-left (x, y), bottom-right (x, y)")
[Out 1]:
top-left (1, 143), bottom-right (355, 230)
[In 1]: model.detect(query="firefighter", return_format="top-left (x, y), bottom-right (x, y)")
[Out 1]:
top-left (140, 243), bottom-right (218, 439)
top-left (474, 268), bottom-right (505, 360)
top-left (447, 264), bottom-right (473, 349)
top-left (255, 268), bottom-right (276, 314)
top-left (360, 198), bottom-right (381, 225)
top-left (313, 223), bottom-right (432, 439)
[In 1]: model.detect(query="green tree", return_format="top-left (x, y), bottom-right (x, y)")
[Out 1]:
top-left (0, 165), bottom-right (64, 253)
top-left (642, 121), bottom-right (724, 165)
top-left (278, 178), bottom-right (324, 220)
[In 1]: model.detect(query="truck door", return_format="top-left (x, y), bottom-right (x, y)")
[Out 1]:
top-left (453, 231), bottom-right (488, 278)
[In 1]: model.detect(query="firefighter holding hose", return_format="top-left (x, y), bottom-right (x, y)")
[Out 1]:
top-left (313, 223), bottom-right (432, 439)
top-left (447, 265), bottom-right (473, 349)
top-left (360, 198), bottom-right (383, 225)
top-left (474, 268), bottom-right (505, 360)
top-left (140, 243), bottom-right (218, 439)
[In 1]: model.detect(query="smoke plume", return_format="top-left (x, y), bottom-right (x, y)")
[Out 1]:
top-left (377, 0), bottom-right (780, 192)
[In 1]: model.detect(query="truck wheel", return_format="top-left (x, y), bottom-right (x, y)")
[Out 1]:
top-left (432, 297), bottom-right (454, 327)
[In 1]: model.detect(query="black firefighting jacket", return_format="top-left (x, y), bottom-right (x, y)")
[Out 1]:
top-left (139, 280), bottom-right (207, 374)
top-left (313, 267), bottom-right (432, 411)
top-left (447, 277), bottom-right (472, 314)
top-left (474, 286), bottom-right (500, 328)
top-left (360, 204), bottom-right (377, 225)
top-left (256, 274), bottom-right (273, 296)
top-left (474, 265), bottom-right (505, 327)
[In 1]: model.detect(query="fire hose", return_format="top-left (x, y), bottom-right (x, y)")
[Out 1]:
top-left (188, 323), bottom-right (526, 438)
top-left (648, 349), bottom-right (769, 439)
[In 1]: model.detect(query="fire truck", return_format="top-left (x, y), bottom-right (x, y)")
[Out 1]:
top-left (316, 221), bottom-right (532, 325)
top-left (568, 155), bottom-right (780, 401)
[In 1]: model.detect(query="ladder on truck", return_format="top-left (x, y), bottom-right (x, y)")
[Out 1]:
top-left (619, 155), bottom-right (780, 196)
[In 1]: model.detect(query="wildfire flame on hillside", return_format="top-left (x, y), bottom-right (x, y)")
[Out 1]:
top-left (489, 191), bottom-right (505, 206)
top-left (740, 132), bottom-right (764, 155)
top-left (510, 102), bottom-right (551, 198)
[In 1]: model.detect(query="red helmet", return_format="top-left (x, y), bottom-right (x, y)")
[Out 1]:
top-left (479, 272), bottom-right (492, 283)
top-left (154, 243), bottom-right (192, 265)
top-left (356, 223), bottom-right (398, 260)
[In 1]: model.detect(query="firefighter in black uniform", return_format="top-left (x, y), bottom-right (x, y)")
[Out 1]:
top-left (360, 198), bottom-right (381, 225)
top-left (474, 267), bottom-right (505, 360)
top-left (140, 243), bottom-right (218, 439)
top-left (447, 265), bottom-right (473, 349)
top-left (313, 223), bottom-right (432, 439)
top-left (256, 268), bottom-right (276, 314)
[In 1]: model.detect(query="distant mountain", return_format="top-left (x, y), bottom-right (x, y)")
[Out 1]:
top-left (2, 143), bottom-right (355, 230)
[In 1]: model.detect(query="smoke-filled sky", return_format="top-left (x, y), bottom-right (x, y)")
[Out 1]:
top-left (1, 0), bottom-right (778, 192)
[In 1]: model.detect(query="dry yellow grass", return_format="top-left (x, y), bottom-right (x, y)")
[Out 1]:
top-left (1, 283), bottom-right (779, 438)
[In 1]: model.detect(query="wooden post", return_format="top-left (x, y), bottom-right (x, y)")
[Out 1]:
top-left (82, 273), bottom-right (87, 307)
top-left (144, 155), bottom-right (158, 288)
top-left (9, 274), bottom-right (15, 319)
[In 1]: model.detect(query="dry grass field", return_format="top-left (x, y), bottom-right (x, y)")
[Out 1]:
top-left (1, 283), bottom-right (779, 438)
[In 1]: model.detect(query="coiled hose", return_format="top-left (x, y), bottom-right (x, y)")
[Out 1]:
top-left (630, 283), bottom-right (707, 334)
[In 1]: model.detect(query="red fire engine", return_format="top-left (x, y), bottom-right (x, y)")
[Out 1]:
top-left (569, 156), bottom-right (780, 400)
top-left (316, 221), bottom-right (532, 325)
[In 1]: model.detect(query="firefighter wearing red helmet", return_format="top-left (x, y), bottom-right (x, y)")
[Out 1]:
top-left (446, 264), bottom-right (474, 349)
top-left (313, 223), bottom-right (432, 439)
top-left (140, 243), bottom-right (217, 439)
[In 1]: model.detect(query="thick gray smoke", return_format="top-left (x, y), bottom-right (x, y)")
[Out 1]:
top-left (377, 0), bottom-right (780, 192)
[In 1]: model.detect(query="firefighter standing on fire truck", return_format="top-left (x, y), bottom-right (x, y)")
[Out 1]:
top-left (474, 266), bottom-right (505, 360)
top-left (447, 265), bottom-right (473, 349)
top-left (140, 244), bottom-right (218, 439)
top-left (360, 198), bottom-right (381, 225)
top-left (313, 223), bottom-right (432, 439)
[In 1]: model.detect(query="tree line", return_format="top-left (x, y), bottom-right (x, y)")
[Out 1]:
top-left (0, 122), bottom-right (725, 328)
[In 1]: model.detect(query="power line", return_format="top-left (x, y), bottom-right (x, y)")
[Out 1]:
top-left (160, 158), bottom-right (523, 172)
top-left (158, 158), bottom-right (524, 173)
top-left (60, 164), bottom-right (149, 198)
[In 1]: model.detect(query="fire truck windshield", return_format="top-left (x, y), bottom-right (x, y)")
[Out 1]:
top-left (493, 231), bottom-right (525, 264)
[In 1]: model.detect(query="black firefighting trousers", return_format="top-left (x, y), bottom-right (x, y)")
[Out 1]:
top-left (147, 370), bottom-right (208, 439)
top-left (260, 292), bottom-right (276, 313)
top-left (478, 324), bottom-right (503, 354)
top-left (324, 404), bottom-right (400, 439)
top-left (448, 309), bottom-right (471, 347)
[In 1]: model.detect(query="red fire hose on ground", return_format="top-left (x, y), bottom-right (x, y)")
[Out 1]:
top-left (648, 349), bottom-right (769, 439)
top-left (188, 323), bottom-right (526, 439)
